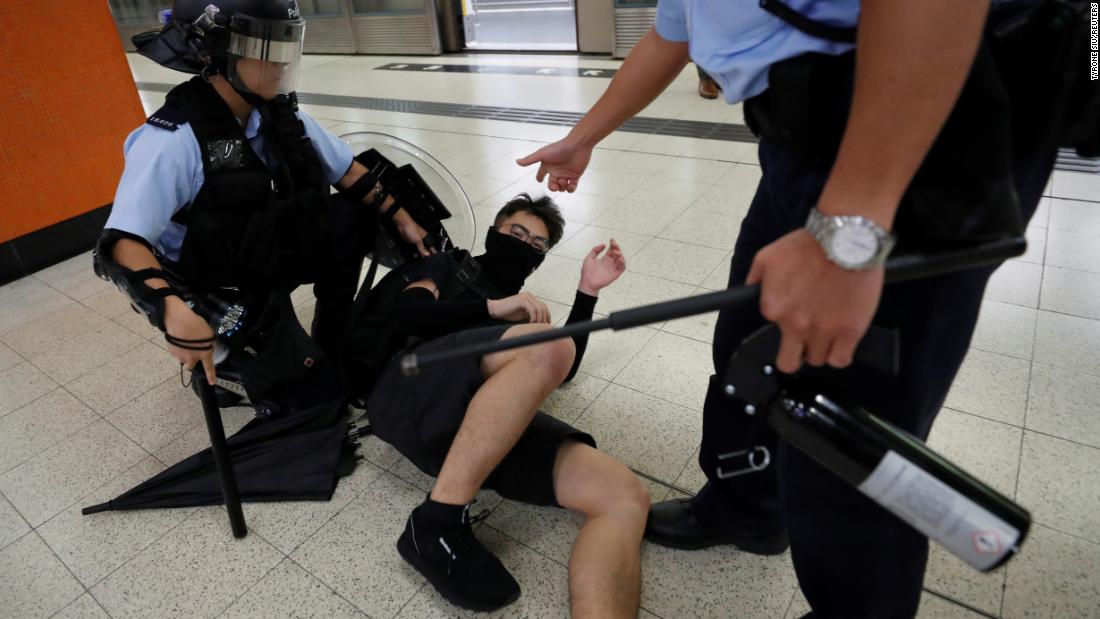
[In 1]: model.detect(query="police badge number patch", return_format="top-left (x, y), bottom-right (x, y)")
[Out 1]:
top-left (207, 139), bottom-right (246, 170)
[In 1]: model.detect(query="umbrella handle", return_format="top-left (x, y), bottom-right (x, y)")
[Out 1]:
top-left (194, 362), bottom-right (248, 539)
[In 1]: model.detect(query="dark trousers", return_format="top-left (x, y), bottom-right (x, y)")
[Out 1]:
top-left (691, 119), bottom-right (1057, 618)
top-left (296, 192), bottom-right (377, 313)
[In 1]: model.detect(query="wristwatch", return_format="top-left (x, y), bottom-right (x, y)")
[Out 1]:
top-left (805, 207), bottom-right (896, 271)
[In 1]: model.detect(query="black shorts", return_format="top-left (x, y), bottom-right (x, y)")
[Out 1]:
top-left (365, 325), bottom-right (596, 507)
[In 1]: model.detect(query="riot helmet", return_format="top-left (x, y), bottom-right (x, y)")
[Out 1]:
top-left (134, 1), bottom-right (306, 100)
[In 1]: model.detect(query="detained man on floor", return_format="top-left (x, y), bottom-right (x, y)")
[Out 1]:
top-left (363, 195), bottom-right (648, 617)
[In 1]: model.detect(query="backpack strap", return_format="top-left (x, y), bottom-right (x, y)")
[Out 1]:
top-left (759, 0), bottom-right (857, 44)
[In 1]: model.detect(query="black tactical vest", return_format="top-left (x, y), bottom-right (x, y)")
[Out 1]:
top-left (149, 77), bottom-right (330, 290)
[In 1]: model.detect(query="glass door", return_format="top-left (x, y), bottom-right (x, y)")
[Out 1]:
top-left (463, 0), bottom-right (578, 52)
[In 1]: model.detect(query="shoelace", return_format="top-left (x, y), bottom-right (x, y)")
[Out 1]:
top-left (439, 506), bottom-right (493, 575)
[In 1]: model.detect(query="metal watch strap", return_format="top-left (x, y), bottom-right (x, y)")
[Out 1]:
top-left (805, 207), bottom-right (896, 270)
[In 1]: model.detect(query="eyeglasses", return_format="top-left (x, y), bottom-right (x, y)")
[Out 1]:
top-left (496, 223), bottom-right (550, 254)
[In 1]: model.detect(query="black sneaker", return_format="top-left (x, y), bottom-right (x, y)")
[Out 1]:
top-left (397, 503), bottom-right (520, 612)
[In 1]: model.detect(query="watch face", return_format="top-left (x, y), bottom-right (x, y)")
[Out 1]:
top-left (832, 225), bottom-right (878, 266)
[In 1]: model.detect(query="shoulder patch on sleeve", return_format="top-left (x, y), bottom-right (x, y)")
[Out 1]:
top-left (145, 104), bottom-right (187, 132)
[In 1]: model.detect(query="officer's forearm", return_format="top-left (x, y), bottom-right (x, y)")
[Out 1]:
top-left (567, 27), bottom-right (689, 149)
top-left (112, 238), bottom-right (171, 290)
top-left (816, 0), bottom-right (990, 229)
top-left (339, 160), bottom-right (401, 216)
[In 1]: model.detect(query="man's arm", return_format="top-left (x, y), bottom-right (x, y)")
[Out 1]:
top-left (337, 161), bottom-right (433, 257)
top-left (749, 0), bottom-right (991, 373)
top-left (516, 28), bottom-right (689, 191)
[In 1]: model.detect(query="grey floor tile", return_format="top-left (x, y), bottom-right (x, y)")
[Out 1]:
top-left (944, 349), bottom-right (1031, 426)
top-left (927, 408), bottom-right (1022, 498)
top-left (1051, 170), bottom-right (1100, 202)
top-left (1029, 196), bottom-right (1051, 229)
top-left (523, 254), bottom-right (584, 306)
top-left (641, 542), bottom-right (797, 619)
top-left (245, 461), bottom-right (385, 555)
top-left (673, 447), bottom-right (706, 494)
top-left (485, 499), bottom-right (584, 566)
top-left (222, 559), bottom-right (364, 619)
top-left (543, 371), bottom-right (610, 424)
top-left (0, 493), bottom-right (29, 552)
top-left (590, 200), bottom-right (685, 236)
top-left (1014, 226), bottom-right (1047, 266)
top-left (357, 434), bottom-right (405, 471)
top-left (55, 593), bottom-right (111, 619)
top-left (31, 252), bottom-right (94, 287)
top-left (1027, 363), bottom-right (1100, 449)
top-left (91, 509), bottom-right (283, 619)
top-left (1046, 229), bottom-right (1100, 273)
top-left (1003, 524), bottom-right (1100, 619)
top-left (0, 302), bottom-right (109, 360)
top-left (594, 270), bottom-right (696, 315)
top-left (290, 474), bottom-right (426, 616)
top-left (601, 150), bottom-right (679, 176)
top-left (575, 384), bottom-right (700, 482)
top-left (153, 406), bottom-right (256, 467)
top-left (0, 419), bottom-right (147, 527)
top-left (915, 593), bottom-right (989, 618)
top-left (550, 224), bottom-right (651, 262)
top-left (1040, 266), bottom-right (1100, 320)
top-left (38, 457), bottom-right (192, 587)
top-left (0, 278), bottom-right (75, 336)
top-left (663, 157), bottom-right (737, 185)
top-left (0, 341), bottom-right (20, 372)
top-left (66, 342), bottom-right (181, 415)
top-left (660, 205), bottom-right (747, 251)
top-left (661, 293), bottom-right (718, 344)
top-left (0, 532), bottom-right (84, 618)
top-left (49, 270), bottom-right (114, 302)
top-left (1034, 310), bottom-right (1100, 376)
top-left (28, 320), bottom-right (145, 385)
top-left (628, 239), bottom-right (729, 287)
top-left (616, 332), bottom-right (712, 411)
top-left (970, 301), bottom-right (1036, 361)
top-left (923, 543), bottom-right (1007, 616)
top-left (785, 588), bottom-right (810, 618)
top-left (397, 525), bottom-right (572, 618)
top-left (700, 253), bottom-right (733, 291)
top-left (627, 176), bottom-right (715, 211)
top-left (104, 376), bottom-right (206, 453)
top-left (0, 388), bottom-right (99, 475)
top-left (984, 260), bottom-right (1042, 308)
top-left (0, 361), bottom-right (58, 419)
top-left (577, 169), bottom-right (655, 200)
top-left (1048, 197), bottom-right (1100, 233)
top-left (546, 191), bottom-right (615, 226)
top-left (1016, 431), bottom-right (1100, 543)
top-left (576, 322), bottom-right (657, 382)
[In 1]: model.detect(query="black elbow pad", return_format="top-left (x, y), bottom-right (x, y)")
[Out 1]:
top-left (93, 229), bottom-right (185, 331)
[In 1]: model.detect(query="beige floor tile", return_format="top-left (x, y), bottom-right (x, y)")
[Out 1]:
top-left (91, 509), bottom-right (283, 619)
top-left (663, 157), bottom-right (738, 185)
top-left (550, 224), bottom-right (651, 262)
top-left (627, 176), bottom-right (715, 211)
top-left (1048, 197), bottom-right (1100, 233)
top-left (970, 300), bottom-right (1036, 361)
top-left (928, 408), bottom-right (1022, 498)
top-left (290, 474), bottom-right (426, 616)
top-left (629, 239), bottom-right (729, 287)
top-left (0, 341), bottom-right (20, 372)
top-left (548, 191), bottom-right (617, 225)
top-left (0, 532), bottom-right (84, 618)
top-left (357, 434), bottom-right (405, 471)
top-left (944, 349), bottom-right (1031, 426)
top-left (642, 542), bottom-right (797, 619)
top-left (38, 457), bottom-right (193, 587)
top-left (1046, 229), bottom-right (1100, 273)
top-left (153, 406), bottom-right (257, 467)
top-left (0, 361), bottom-right (57, 419)
top-left (28, 320), bottom-right (145, 385)
top-left (1034, 310), bottom-right (1100, 376)
top-left (1027, 363), bottom-right (1100, 449)
top-left (105, 376), bottom-right (206, 453)
top-left (543, 371), bottom-right (610, 424)
top-left (785, 588), bottom-right (811, 618)
top-left (0, 278), bottom-right (75, 336)
top-left (924, 543), bottom-right (1007, 615)
top-left (1040, 266), bottom-right (1100, 320)
top-left (660, 205), bottom-right (747, 251)
top-left (522, 254), bottom-right (584, 305)
top-left (458, 175), bottom-right (513, 204)
top-left (0, 388), bottom-right (99, 475)
top-left (1051, 170), bottom-right (1100, 202)
top-left (600, 150), bottom-right (679, 176)
top-left (578, 323), bottom-right (659, 382)
top-left (55, 593), bottom-right (111, 619)
top-left (575, 384), bottom-right (700, 482)
top-left (245, 461), bottom-right (386, 555)
top-left (984, 260), bottom-right (1042, 308)
top-left (222, 559), bottom-right (364, 619)
top-left (590, 200), bottom-right (686, 236)
top-left (0, 302), bottom-right (110, 359)
top-left (1003, 524), bottom-right (1100, 619)
top-left (700, 253), bottom-right (734, 290)
top-left (916, 593), bottom-right (989, 618)
top-left (592, 270), bottom-right (697, 315)
top-left (678, 138), bottom-right (758, 164)
top-left (1016, 431), bottom-right (1100, 543)
top-left (574, 169), bottom-right (652, 200)
top-left (48, 270), bottom-right (114, 301)
top-left (661, 301), bottom-right (718, 344)
top-left (1013, 226), bottom-right (1047, 266)
top-left (1029, 196), bottom-right (1051, 229)
top-left (485, 500), bottom-right (584, 566)
top-left (66, 342), bottom-right (181, 415)
top-left (0, 493), bottom-right (29, 552)
top-left (31, 252), bottom-right (94, 288)
top-left (397, 526), bottom-right (571, 618)
top-left (673, 447), bottom-right (706, 494)
top-left (631, 134), bottom-right (704, 158)
top-left (0, 419), bottom-right (147, 527)
top-left (616, 332), bottom-right (712, 411)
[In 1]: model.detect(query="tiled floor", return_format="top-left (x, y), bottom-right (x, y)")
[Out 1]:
top-left (1, 52), bottom-right (1099, 618)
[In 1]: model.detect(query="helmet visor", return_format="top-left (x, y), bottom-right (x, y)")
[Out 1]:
top-left (226, 14), bottom-right (305, 99)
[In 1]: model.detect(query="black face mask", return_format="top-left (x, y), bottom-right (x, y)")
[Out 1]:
top-left (476, 228), bottom-right (546, 295)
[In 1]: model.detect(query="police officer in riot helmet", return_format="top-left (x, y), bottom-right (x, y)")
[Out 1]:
top-left (96, 0), bottom-right (433, 390)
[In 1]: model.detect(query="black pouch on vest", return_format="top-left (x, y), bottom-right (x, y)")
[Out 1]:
top-left (233, 292), bottom-right (326, 404)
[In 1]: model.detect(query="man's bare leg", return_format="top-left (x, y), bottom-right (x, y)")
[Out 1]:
top-left (554, 440), bottom-right (650, 619)
top-left (430, 323), bottom-right (575, 505)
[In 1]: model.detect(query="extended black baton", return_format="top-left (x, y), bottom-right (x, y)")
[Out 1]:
top-left (400, 236), bottom-right (1026, 376)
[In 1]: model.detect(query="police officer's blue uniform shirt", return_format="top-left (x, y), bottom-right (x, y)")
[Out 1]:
top-left (655, 0), bottom-right (859, 105)
top-left (106, 107), bottom-right (354, 262)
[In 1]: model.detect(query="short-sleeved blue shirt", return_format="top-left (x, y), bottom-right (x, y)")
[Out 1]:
top-left (106, 105), bottom-right (354, 262)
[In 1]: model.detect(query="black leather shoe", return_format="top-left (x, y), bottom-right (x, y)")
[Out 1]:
top-left (645, 498), bottom-right (789, 555)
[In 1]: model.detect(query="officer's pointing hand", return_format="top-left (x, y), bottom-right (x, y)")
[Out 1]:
top-left (746, 229), bottom-right (884, 374)
top-left (517, 139), bottom-right (592, 193)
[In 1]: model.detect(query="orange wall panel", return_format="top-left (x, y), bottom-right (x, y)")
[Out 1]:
top-left (0, 1), bottom-right (146, 244)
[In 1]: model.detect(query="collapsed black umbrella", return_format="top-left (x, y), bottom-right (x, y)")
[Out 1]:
top-left (81, 367), bottom-right (367, 536)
